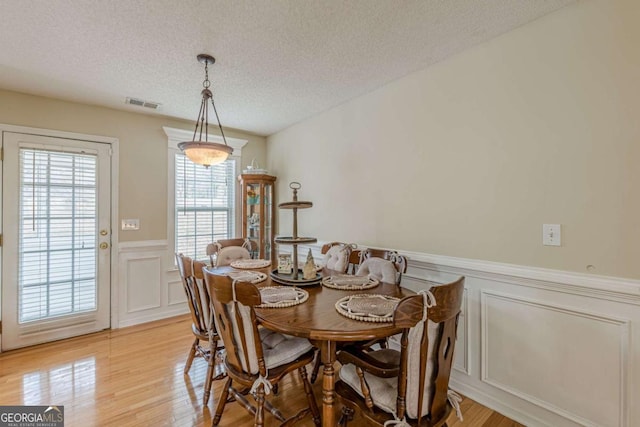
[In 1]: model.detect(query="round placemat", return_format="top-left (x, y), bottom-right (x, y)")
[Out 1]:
top-left (230, 259), bottom-right (272, 269)
top-left (335, 294), bottom-right (400, 322)
top-left (322, 275), bottom-right (379, 290)
top-left (227, 270), bottom-right (267, 284)
top-left (257, 286), bottom-right (309, 308)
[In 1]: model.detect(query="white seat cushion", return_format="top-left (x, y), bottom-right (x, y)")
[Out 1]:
top-left (323, 245), bottom-right (350, 273)
top-left (339, 349), bottom-right (402, 415)
top-left (356, 257), bottom-right (398, 284)
top-left (339, 320), bottom-right (440, 419)
top-left (215, 246), bottom-right (251, 267)
top-left (260, 328), bottom-right (313, 370)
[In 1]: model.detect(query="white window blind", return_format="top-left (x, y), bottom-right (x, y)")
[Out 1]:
top-left (175, 153), bottom-right (235, 260)
top-left (19, 148), bottom-right (98, 323)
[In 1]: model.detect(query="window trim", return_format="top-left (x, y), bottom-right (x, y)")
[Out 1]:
top-left (164, 127), bottom-right (247, 267)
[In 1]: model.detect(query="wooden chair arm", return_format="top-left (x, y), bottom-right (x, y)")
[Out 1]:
top-left (337, 346), bottom-right (399, 378)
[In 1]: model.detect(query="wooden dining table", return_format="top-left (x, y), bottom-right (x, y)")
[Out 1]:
top-left (243, 267), bottom-right (414, 427)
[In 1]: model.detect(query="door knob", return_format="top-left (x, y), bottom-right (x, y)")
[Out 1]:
top-left (99, 242), bottom-right (109, 249)
top-left (100, 229), bottom-right (109, 236)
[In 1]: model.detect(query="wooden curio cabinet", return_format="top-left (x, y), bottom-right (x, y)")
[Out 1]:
top-left (239, 174), bottom-right (276, 262)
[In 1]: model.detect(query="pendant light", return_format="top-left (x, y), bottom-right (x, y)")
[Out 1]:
top-left (178, 54), bottom-right (233, 167)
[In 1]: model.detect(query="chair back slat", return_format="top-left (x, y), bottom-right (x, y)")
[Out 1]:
top-left (205, 271), bottom-right (266, 376)
top-left (176, 254), bottom-right (210, 334)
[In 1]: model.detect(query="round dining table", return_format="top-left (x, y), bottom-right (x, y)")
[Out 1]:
top-left (243, 267), bottom-right (414, 427)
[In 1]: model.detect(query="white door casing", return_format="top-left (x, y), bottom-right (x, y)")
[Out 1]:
top-left (2, 131), bottom-right (113, 350)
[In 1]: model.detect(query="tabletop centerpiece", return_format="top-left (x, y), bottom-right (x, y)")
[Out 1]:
top-left (271, 182), bottom-right (321, 286)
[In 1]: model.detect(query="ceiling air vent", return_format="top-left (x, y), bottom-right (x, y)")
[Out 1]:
top-left (125, 97), bottom-right (161, 110)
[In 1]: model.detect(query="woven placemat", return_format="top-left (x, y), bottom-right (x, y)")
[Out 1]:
top-left (230, 259), bottom-right (272, 269)
top-left (335, 294), bottom-right (399, 322)
top-left (227, 270), bottom-right (267, 284)
top-left (257, 286), bottom-right (309, 308)
top-left (322, 275), bottom-right (379, 290)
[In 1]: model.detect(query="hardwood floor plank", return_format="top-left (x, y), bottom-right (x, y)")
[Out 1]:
top-left (0, 315), bottom-right (522, 426)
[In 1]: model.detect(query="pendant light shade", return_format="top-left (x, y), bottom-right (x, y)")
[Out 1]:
top-left (179, 54), bottom-right (233, 167)
top-left (178, 140), bottom-right (233, 165)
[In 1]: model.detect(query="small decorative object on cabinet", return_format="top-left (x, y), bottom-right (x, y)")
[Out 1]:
top-left (271, 182), bottom-right (321, 286)
top-left (239, 173), bottom-right (276, 263)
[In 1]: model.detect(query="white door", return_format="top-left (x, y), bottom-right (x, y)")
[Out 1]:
top-left (2, 132), bottom-right (111, 350)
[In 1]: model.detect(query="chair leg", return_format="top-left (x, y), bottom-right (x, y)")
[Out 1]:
top-left (310, 350), bottom-right (322, 383)
top-left (212, 377), bottom-right (232, 426)
top-left (203, 352), bottom-right (214, 406)
top-left (254, 385), bottom-right (266, 427)
top-left (338, 406), bottom-right (355, 426)
top-left (184, 338), bottom-right (199, 374)
top-left (299, 366), bottom-right (320, 426)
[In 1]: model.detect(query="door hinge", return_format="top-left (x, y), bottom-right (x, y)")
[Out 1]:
top-left (0, 147), bottom-right (3, 161)
top-left (0, 233), bottom-right (3, 247)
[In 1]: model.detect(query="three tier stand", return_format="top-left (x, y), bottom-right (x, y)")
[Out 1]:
top-left (270, 182), bottom-right (321, 286)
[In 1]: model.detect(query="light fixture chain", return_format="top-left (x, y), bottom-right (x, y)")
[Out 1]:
top-left (203, 60), bottom-right (211, 89)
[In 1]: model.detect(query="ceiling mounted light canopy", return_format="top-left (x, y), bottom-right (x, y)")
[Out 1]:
top-left (178, 54), bottom-right (233, 167)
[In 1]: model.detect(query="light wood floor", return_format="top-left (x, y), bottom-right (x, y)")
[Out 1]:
top-left (0, 315), bottom-right (524, 426)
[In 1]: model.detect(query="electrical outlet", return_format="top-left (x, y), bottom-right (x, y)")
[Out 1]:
top-left (121, 219), bottom-right (140, 231)
top-left (543, 224), bottom-right (561, 246)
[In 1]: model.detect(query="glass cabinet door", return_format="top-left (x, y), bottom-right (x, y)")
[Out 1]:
top-left (239, 174), bottom-right (276, 262)
top-left (245, 182), bottom-right (262, 258)
top-left (263, 183), bottom-right (272, 260)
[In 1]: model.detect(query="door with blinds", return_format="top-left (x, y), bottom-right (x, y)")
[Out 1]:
top-left (2, 132), bottom-right (111, 350)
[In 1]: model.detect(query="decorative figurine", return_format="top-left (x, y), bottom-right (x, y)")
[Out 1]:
top-left (303, 249), bottom-right (316, 280)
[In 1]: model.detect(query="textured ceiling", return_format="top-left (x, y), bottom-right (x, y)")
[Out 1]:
top-left (0, 0), bottom-right (574, 136)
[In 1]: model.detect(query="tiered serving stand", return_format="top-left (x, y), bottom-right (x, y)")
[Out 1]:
top-left (270, 182), bottom-right (322, 286)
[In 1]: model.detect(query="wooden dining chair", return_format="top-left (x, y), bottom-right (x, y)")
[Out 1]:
top-left (204, 271), bottom-right (321, 427)
top-left (175, 253), bottom-right (226, 406)
top-left (320, 242), bottom-right (357, 273)
top-left (335, 276), bottom-right (465, 427)
top-left (206, 238), bottom-right (257, 265)
top-left (214, 246), bottom-right (252, 267)
top-left (358, 248), bottom-right (408, 284)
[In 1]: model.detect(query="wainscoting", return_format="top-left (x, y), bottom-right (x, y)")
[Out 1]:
top-left (117, 240), bottom-right (640, 426)
top-left (116, 240), bottom-right (188, 328)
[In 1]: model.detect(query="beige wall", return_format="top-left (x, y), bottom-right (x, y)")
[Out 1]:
top-left (0, 89), bottom-right (267, 241)
top-left (267, 0), bottom-right (640, 280)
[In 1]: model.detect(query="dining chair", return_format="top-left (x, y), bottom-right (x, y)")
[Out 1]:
top-left (320, 242), bottom-right (356, 273)
top-left (204, 271), bottom-right (321, 427)
top-left (206, 238), bottom-right (257, 265)
top-left (359, 248), bottom-right (408, 283)
top-left (175, 253), bottom-right (226, 406)
top-left (335, 276), bottom-right (465, 426)
top-left (214, 246), bottom-right (252, 267)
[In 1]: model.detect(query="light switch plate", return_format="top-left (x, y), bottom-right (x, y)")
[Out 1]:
top-left (543, 224), bottom-right (561, 246)
top-left (121, 219), bottom-right (140, 231)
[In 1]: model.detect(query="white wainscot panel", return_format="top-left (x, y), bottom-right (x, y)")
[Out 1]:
top-left (117, 240), bottom-right (188, 328)
top-left (168, 276), bottom-right (187, 306)
top-left (126, 256), bottom-right (162, 312)
top-left (482, 291), bottom-right (629, 427)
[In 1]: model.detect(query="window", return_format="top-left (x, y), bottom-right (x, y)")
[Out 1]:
top-left (164, 126), bottom-right (247, 264)
top-left (174, 153), bottom-right (236, 260)
top-left (19, 148), bottom-right (98, 322)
